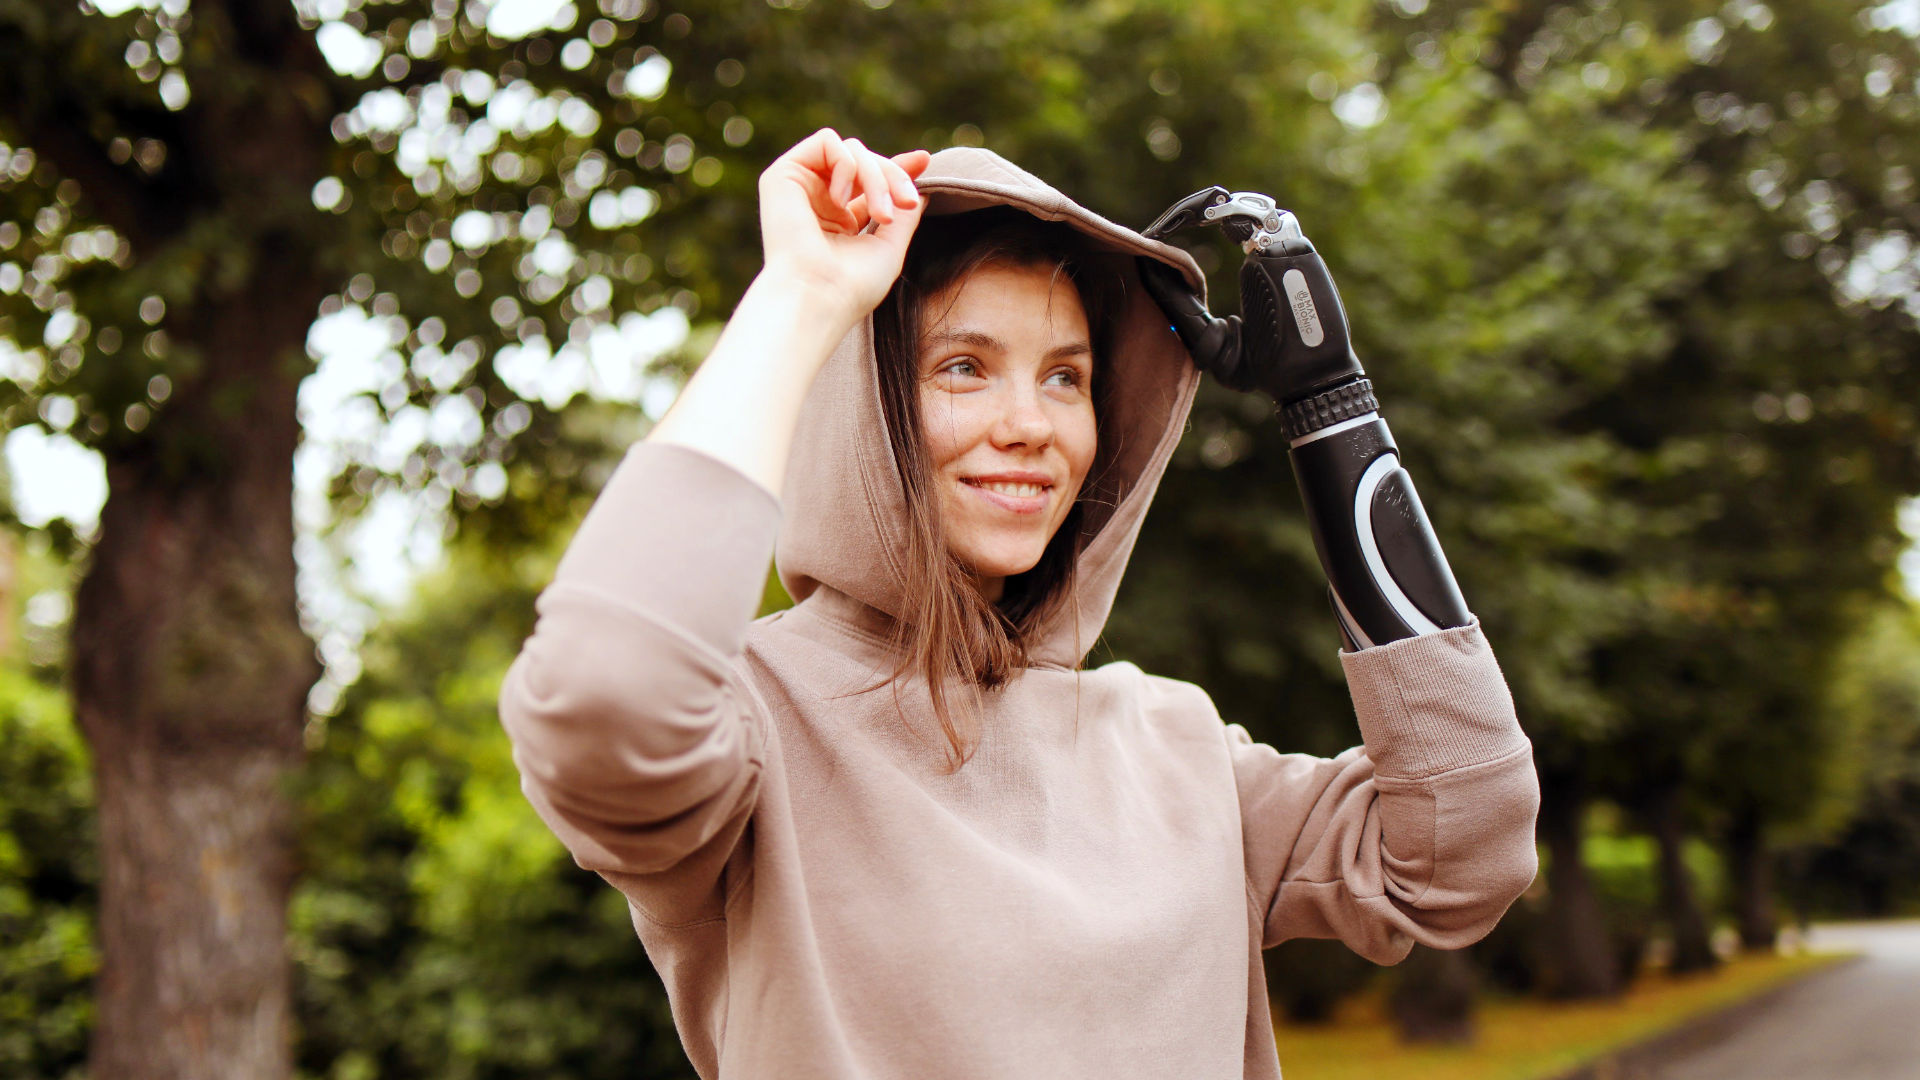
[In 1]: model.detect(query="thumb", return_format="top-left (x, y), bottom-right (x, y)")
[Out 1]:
top-left (1137, 256), bottom-right (1207, 322)
top-left (1136, 256), bottom-right (1248, 388)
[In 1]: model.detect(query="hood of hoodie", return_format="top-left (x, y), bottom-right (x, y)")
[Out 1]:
top-left (775, 147), bottom-right (1206, 669)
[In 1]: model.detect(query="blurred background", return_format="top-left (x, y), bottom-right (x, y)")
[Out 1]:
top-left (3, 0), bottom-right (1920, 1077)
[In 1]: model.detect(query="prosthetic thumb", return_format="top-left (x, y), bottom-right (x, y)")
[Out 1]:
top-left (1135, 256), bottom-right (1255, 391)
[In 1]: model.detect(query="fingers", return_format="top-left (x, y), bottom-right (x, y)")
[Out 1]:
top-left (844, 193), bottom-right (872, 234)
top-left (768, 128), bottom-right (927, 235)
top-left (891, 149), bottom-right (932, 179)
top-left (769, 127), bottom-right (860, 208)
top-left (771, 126), bottom-right (845, 180)
top-left (883, 152), bottom-right (924, 208)
top-left (826, 138), bottom-right (859, 205)
top-left (810, 179), bottom-right (862, 234)
top-left (845, 139), bottom-right (896, 224)
top-left (815, 131), bottom-right (924, 207)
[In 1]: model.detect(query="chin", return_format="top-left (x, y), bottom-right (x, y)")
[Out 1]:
top-left (957, 536), bottom-right (1050, 579)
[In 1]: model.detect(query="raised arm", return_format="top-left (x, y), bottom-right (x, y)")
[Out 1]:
top-left (648, 130), bottom-right (930, 494)
top-left (1137, 190), bottom-right (1538, 959)
top-left (498, 131), bottom-right (928, 922)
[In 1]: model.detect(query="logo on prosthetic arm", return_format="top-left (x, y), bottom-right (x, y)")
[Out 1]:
top-left (1281, 268), bottom-right (1324, 347)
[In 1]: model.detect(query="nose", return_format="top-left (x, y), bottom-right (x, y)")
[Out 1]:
top-left (990, 380), bottom-right (1054, 451)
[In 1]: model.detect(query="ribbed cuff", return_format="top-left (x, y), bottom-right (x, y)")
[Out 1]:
top-left (548, 440), bottom-right (783, 658)
top-left (1337, 619), bottom-right (1525, 781)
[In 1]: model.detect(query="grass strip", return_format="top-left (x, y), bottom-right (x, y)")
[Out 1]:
top-left (1271, 949), bottom-right (1849, 1080)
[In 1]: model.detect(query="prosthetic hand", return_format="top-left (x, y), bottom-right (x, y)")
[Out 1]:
top-left (1139, 187), bottom-right (1470, 649)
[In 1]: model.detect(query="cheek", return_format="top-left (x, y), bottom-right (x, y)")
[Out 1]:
top-left (1060, 404), bottom-right (1099, 490)
top-left (917, 388), bottom-right (986, 469)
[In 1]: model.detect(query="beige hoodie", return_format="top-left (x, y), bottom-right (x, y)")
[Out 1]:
top-left (499, 148), bottom-right (1540, 1079)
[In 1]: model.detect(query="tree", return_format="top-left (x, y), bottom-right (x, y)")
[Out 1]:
top-left (1565, 0), bottom-right (1920, 962)
top-left (0, 0), bottom-right (1399, 1072)
top-left (1352, 0), bottom-right (1920, 983)
top-left (0, 0), bottom-right (750, 1071)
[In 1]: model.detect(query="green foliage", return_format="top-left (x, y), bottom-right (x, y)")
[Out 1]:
top-left (294, 528), bottom-right (694, 1079)
top-left (1531, 0), bottom-right (1920, 900)
top-left (1788, 599), bottom-right (1920, 915)
top-left (1111, 2), bottom-right (1731, 765)
top-left (0, 657), bottom-right (93, 1079)
top-left (1825, 601), bottom-right (1920, 819)
top-left (0, 523), bottom-right (90, 1080)
top-left (1583, 826), bottom-right (1726, 939)
top-left (3, 0), bottom-right (1920, 1068)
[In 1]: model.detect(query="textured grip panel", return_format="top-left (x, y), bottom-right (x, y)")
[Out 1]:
top-left (1238, 257), bottom-right (1286, 373)
top-left (1282, 379), bottom-right (1379, 440)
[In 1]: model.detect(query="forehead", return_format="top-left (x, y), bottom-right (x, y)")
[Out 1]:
top-left (921, 261), bottom-right (1089, 336)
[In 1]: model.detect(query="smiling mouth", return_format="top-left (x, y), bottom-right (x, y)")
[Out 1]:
top-left (963, 479), bottom-right (1050, 498)
top-left (959, 477), bottom-right (1053, 514)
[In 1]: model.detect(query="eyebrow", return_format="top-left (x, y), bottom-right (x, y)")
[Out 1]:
top-left (922, 327), bottom-right (1092, 363)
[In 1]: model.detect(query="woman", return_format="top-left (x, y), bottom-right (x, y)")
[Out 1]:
top-left (499, 129), bottom-right (1539, 1079)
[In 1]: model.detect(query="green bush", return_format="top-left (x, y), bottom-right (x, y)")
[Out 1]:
top-left (291, 541), bottom-right (694, 1080)
top-left (0, 669), bottom-right (95, 1080)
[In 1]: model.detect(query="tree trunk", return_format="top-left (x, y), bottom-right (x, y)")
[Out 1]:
top-left (70, 260), bottom-right (323, 1080)
top-left (1650, 782), bottom-right (1718, 974)
top-left (1727, 806), bottom-right (1777, 952)
top-left (41, 1), bottom-right (339, 1071)
top-left (1536, 765), bottom-right (1619, 997)
top-left (1389, 945), bottom-right (1477, 1044)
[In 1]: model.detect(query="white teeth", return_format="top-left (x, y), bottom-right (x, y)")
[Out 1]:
top-left (973, 480), bottom-right (1045, 498)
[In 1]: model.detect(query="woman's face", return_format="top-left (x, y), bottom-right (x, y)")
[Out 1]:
top-left (916, 261), bottom-right (1098, 602)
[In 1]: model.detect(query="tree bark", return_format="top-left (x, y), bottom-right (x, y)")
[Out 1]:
top-left (1389, 945), bottom-right (1478, 1044)
top-left (1727, 806), bottom-right (1778, 952)
top-left (1650, 781), bottom-right (1719, 974)
top-left (1536, 765), bottom-right (1619, 997)
top-left (70, 250), bottom-right (324, 1080)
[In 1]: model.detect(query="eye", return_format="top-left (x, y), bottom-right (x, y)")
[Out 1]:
top-left (939, 357), bottom-right (981, 379)
top-left (1044, 367), bottom-right (1085, 388)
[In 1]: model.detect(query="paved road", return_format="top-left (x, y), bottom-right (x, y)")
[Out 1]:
top-left (1643, 920), bottom-right (1920, 1080)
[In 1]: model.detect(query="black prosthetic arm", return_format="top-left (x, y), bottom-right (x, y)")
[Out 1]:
top-left (1141, 188), bottom-right (1470, 649)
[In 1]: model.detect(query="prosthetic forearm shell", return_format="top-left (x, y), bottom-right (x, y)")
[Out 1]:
top-left (1287, 402), bottom-right (1470, 649)
top-left (1244, 244), bottom-right (1471, 648)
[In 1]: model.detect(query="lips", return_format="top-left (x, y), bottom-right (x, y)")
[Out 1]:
top-left (960, 473), bottom-right (1053, 514)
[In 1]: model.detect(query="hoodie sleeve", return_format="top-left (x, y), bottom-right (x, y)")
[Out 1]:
top-left (1229, 620), bottom-right (1539, 964)
top-left (498, 441), bottom-right (780, 917)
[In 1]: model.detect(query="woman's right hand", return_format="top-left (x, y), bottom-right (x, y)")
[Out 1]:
top-left (757, 128), bottom-right (931, 329)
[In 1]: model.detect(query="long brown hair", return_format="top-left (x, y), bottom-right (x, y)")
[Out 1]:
top-left (867, 206), bottom-right (1119, 770)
